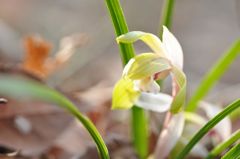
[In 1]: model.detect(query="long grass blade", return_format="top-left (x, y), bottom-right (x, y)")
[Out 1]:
top-left (186, 40), bottom-right (240, 112)
top-left (206, 129), bottom-right (240, 159)
top-left (221, 143), bottom-right (240, 159)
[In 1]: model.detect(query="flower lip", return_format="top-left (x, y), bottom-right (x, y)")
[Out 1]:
top-left (135, 92), bottom-right (172, 112)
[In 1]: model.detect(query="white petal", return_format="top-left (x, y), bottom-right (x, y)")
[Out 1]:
top-left (200, 101), bottom-right (232, 140)
top-left (162, 26), bottom-right (183, 69)
top-left (154, 113), bottom-right (185, 159)
top-left (122, 58), bottom-right (135, 76)
top-left (135, 92), bottom-right (172, 112)
top-left (191, 143), bottom-right (208, 157)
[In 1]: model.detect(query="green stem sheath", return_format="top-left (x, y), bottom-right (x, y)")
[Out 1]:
top-left (105, 0), bottom-right (148, 158)
top-left (176, 99), bottom-right (240, 159)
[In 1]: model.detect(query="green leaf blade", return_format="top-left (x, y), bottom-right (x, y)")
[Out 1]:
top-left (0, 75), bottom-right (109, 159)
top-left (221, 143), bottom-right (240, 159)
top-left (176, 99), bottom-right (240, 159)
top-left (186, 40), bottom-right (240, 112)
top-left (206, 129), bottom-right (240, 159)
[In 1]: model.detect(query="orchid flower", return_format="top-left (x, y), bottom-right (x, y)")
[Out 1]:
top-left (166, 101), bottom-right (232, 158)
top-left (154, 112), bottom-right (185, 158)
top-left (154, 112), bottom-right (206, 159)
top-left (199, 101), bottom-right (232, 141)
top-left (166, 112), bottom-right (208, 158)
top-left (112, 26), bottom-right (186, 113)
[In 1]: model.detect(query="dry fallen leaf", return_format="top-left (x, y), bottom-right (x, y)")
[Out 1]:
top-left (22, 33), bottom-right (88, 79)
top-left (23, 35), bottom-right (51, 78)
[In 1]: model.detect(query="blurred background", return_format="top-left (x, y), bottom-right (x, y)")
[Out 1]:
top-left (0, 0), bottom-right (239, 158)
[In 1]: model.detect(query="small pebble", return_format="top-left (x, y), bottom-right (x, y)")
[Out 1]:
top-left (0, 145), bottom-right (19, 157)
top-left (14, 116), bottom-right (32, 135)
top-left (0, 98), bottom-right (7, 104)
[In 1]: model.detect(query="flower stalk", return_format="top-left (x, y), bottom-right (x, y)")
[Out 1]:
top-left (105, 0), bottom-right (149, 158)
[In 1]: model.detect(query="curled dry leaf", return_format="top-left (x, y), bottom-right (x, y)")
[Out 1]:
top-left (0, 33), bottom-right (88, 157)
top-left (22, 33), bottom-right (88, 79)
top-left (54, 33), bottom-right (89, 66)
top-left (23, 35), bottom-right (51, 78)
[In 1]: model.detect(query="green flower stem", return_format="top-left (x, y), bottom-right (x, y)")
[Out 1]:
top-left (176, 99), bottom-right (240, 159)
top-left (0, 76), bottom-right (109, 159)
top-left (221, 143), bottom-right (240, 159)
top-left (131, 107), bottom-right (149, 159)
top-left (105, 0), bottom-right (148, 158)
top-left (159, 0), bottom-right (175, 37)
top-left (105, 0), bottom-right (134, 65)
top-left (186, 40), bottom-right (240, 112)
top-left (206, 129), bottom-right (240, 159)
